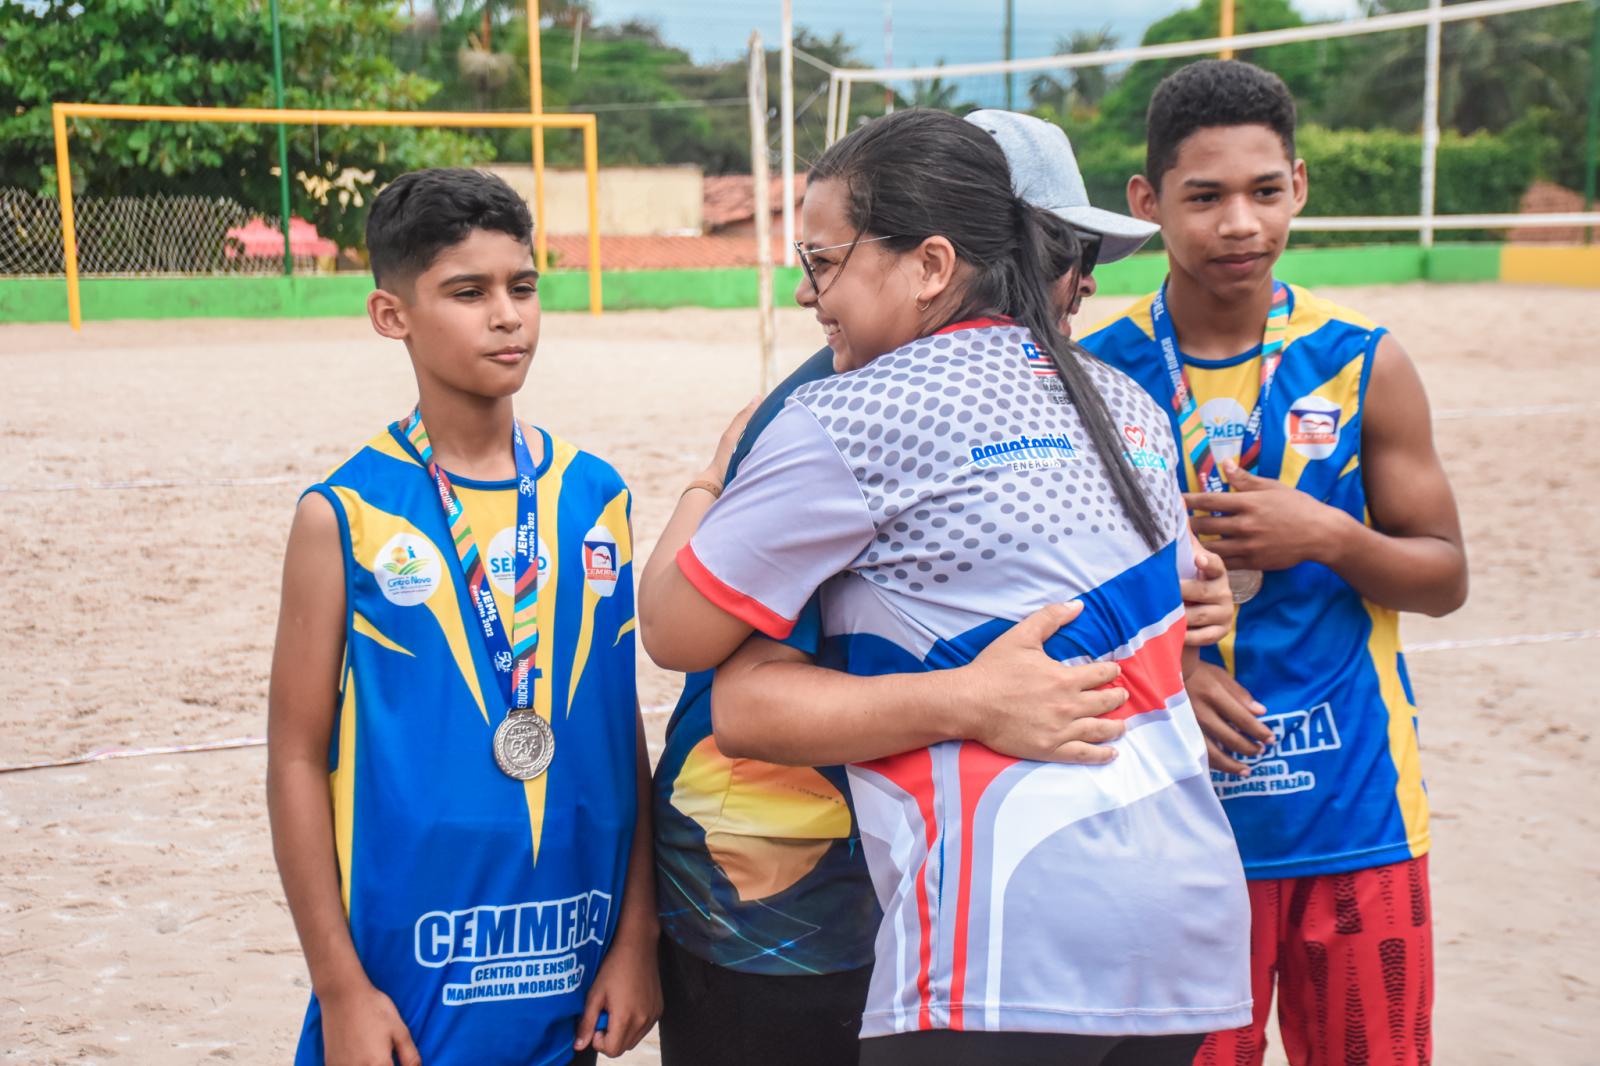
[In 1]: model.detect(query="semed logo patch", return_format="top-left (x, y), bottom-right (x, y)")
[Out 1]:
top-left (487, 527), bottom-right (551, 595)
top-left (581, 526), bottom-right (619, 597)
top-left (1285, 395), bottom-right (1343, 460)
top-left (374, 533), bottom-right (442, 607)
top-left (1197, 397), bottom-right (1249, 467)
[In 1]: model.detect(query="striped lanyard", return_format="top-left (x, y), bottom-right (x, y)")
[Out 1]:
top-left (1151, 279), bottom-right (1290, 494)
top-left (401, 409), bottom-right (540, 711)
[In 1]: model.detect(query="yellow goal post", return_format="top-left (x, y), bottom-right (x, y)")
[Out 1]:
top-left (50, 102), bottom-right (603, 331)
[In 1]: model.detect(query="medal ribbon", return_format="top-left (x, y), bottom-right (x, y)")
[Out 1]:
top-left (400, 409), bottom-right (540, 711)
top-left (1151, 279), bottom-right (1290, 494)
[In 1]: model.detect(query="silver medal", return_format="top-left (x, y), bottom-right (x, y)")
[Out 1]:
top-left (1228, 568), bottom-right (1264, 605)
top-left (493, 711), bottom-right (555, 780)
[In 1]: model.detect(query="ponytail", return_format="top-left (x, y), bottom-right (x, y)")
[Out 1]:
top-left (1007, 201), bottom-right (1165, 550)
top-left (810, 109), bottom-right (1166, 550)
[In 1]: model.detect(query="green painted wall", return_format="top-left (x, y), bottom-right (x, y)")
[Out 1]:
top-left (599, 266), bottom-right (805, 310)
top-left (0, 245), bottom-right (1517, 325)
top-left (1422, 243), bottom-right (1502, 283)
top-left (0, 266), bottom-right (807, 323)
top-left (1089, 242), bottom-right (1499, 294)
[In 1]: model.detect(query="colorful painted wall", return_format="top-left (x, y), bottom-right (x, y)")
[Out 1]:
top-left (2, 244), bottom-right (1596, 325)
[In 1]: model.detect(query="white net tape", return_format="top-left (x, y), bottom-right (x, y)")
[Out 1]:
top-left (0, 187), bottom-right (324, 277)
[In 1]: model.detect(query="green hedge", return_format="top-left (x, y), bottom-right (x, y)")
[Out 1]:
top-left (1072, 123), bottom-right (1537, 247)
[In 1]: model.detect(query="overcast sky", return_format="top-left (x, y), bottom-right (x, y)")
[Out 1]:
top-left (592, 0), bottom-right (1364, 73)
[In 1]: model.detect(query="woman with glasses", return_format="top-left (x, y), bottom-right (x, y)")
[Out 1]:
top-left (639, 108), bottom-right (1250, 1065)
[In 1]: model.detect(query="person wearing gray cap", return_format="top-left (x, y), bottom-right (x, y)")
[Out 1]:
top-left (965, 108), bottom-right (1159, 337)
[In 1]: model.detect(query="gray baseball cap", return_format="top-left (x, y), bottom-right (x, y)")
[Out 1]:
top-left (965, 109), bottom-right (1158, 264)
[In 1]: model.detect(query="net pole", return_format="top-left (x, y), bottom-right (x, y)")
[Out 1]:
top-left (528, 0), bottom-right (549, 273)
top-left (781, 0), bottom-right (796, 265)
top-left (749, 32), bottom-right (777, 393)
top-left (1585, 0), bottom-right (1599, 242)
top-left (51, 105), bottom-right (82, 332)
top-left (1420, 0), bottom-right (1443, 248)
top-left (582, 116), bottom-right (602, 314)
top-left (1220, 0), bottom-right (1236, 59)
top-left (883, 0), bottom-right (895, 113)
top-left (837, 80), bottom-right (853, 142)
top-left (825, 74), bottom-right (840, 146)
top-left (269, 0), bottom-right (293, 276)
top-left (1003, 0), bottom-right (1015, 109)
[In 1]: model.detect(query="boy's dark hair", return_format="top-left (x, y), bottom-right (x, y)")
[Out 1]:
top-left (365, 167), bottom-right (533, 289)
top-left (810, 108), bottom-right (1163, 551)
top-left (1145, 60), bottom-right (1296, 190)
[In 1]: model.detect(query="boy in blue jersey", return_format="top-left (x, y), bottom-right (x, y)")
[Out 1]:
top-left (1078, 61), bottom-right (1468, 1066)
top-left (267, 168), bottom-right (659, 1066)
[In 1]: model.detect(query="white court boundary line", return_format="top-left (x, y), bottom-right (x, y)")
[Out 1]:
top-left (1433, 402), bottom-right (1600, 421)
top-left (0, 474), bottom-right (299, 493)
top-left (1406, 628), bottom-right (1599, 653)
top-left (0, 703), bottom-right (681, 775)
top-left (5, 404), bottom-right (1597, 495)
top-left (3, 624), bottom-right (1593, 779)
top-left (0, 736), bottom-right (267, 774)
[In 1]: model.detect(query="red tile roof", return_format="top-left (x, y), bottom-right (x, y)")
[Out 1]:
top-left (702, 174), bottom-right (808, 230)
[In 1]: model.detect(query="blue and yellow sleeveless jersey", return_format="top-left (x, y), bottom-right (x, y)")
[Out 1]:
top-left (652, 348), bottom-right (880, 978)
top-left (1080, 286), bottom-right (1429, 880)
top-left (292, 421), bottom-right (638, 1066)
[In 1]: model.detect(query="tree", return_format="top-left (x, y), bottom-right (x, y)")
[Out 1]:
top-left (1096, 0), bottom-right (1331, 141)
top-left (0, 0), bottom-right (490, 248)
top-left (896, 62), bottom-right (977, 114)
top-left (1318, 0), bottom-right (1591, 151)
top-left (1028, 27), bottom-right (1119, 117)
top-left (910, 71), bottom-right (963, 111)
top-left (440, 19), bottom-right (879, 174)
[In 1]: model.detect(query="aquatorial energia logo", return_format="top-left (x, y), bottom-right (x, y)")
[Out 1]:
top-left (966, 432), bottom-right (1077, 473)
top-left (1121, 423), bottom-right (1170, 472)
top-left (581, 525), bottom-right (619, 597)
top-left (1285, 395), bottom-right (1344, 460)
top-left (374, 533), bottom-right (442, 607)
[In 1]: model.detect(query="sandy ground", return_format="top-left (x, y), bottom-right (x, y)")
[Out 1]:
top-left (2, 285), bottom-right (1597, 1064)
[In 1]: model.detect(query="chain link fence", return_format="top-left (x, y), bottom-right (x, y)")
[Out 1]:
top-left (0, 188), bottom-right (331, 276)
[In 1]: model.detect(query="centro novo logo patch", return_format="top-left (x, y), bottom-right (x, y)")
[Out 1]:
top-left (374, 533), bottom-right (442, 607)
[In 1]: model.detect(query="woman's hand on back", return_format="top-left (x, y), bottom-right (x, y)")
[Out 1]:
top-left (956, 602), bottom-right (1129, 765)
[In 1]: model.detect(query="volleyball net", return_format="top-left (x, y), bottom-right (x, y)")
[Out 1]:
top-left (786, 0), bottom-right (1599, 254)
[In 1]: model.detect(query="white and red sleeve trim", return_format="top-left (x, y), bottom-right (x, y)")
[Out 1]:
top-left (676, 542), bottom-right (797, 640)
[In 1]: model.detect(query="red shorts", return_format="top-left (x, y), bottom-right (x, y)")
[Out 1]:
top-left (1195, 854), bottom-right (1433, 1066)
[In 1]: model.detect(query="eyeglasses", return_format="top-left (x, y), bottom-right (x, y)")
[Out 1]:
top-left (794, 235), bottom-right (902, 296)
top-left (1072, 228), bottom-right (1103, 278)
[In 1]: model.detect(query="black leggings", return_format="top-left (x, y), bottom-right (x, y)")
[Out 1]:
top-left (859, 1029), bottom-right (1206, 1066)
top-left (657, 934), bottom-right (872, 1066)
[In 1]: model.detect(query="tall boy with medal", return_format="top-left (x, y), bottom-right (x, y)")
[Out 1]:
top-left (1080, 62), bottom-right (1467, 1066)
top-left (268, 169), bottom-right (660, 1066)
